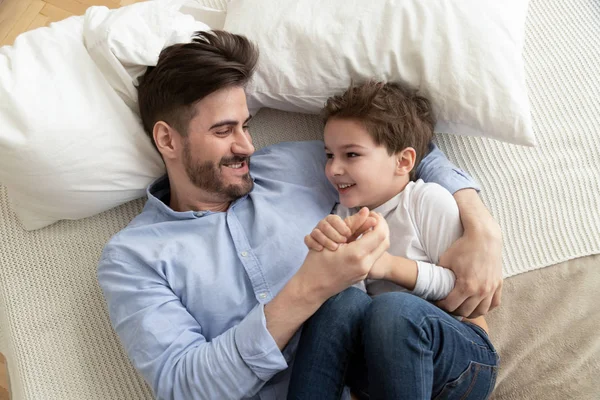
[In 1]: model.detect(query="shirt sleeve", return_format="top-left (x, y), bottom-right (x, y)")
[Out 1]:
top-left (97, 252), bottom-right (288, 400)
top-left (411, 182), bottom-right (465, 300)
top-left (415, 143), bottom-right (481, 194)
top-left (412, 261), bottom-right (456, 301)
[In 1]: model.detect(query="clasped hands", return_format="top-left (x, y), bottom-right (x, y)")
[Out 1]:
top-left (297, 208), bottom-right (389, 302)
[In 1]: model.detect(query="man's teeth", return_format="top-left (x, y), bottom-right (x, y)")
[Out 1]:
top-left (338, 183), bottom-right (355, 189)
top-left (226, 163), bottom-right (243, 169)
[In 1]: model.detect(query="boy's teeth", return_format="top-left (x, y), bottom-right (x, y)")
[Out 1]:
top-left (338, 183), bottom-right (355, 189)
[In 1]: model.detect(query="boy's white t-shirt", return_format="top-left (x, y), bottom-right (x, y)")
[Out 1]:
top-left (334, 179), bottom-right (462, 301)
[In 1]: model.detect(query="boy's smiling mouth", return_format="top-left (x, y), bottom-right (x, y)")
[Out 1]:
top-left (337, 183), bottom-right (356, 194)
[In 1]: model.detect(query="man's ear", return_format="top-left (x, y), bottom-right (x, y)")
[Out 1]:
top-left (395, 147), bottom-right (416, 176)
top-left (153, 121), bottom-right (180, 160)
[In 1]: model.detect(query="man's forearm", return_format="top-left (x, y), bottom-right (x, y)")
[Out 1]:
top-left (437, 188), bottom-right (504, 317)
top-left (264, 274), bottom-right (325, 350)
top-left (453, 189), bottom-right (501, 237)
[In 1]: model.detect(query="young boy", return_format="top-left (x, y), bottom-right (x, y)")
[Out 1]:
top-left (287, 82), bottom-right (498, 400)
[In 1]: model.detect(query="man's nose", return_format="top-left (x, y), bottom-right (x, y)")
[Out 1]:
top-left (231, 128), bottom-right (255, 155)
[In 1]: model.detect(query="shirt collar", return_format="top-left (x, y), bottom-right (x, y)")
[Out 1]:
top-left (145, 175), bottom-right (198, 219)
top-left (146, 175), bottom-right (249, 219)
top-left (371, 190), bottom-right (404, 216)
top-left (348, 181), bottom-right (414, 217)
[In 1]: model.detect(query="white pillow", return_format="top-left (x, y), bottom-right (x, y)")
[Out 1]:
top-left (224, 0), bottom-right (535, 146)
top-left (0, 1), bottom-right (208, 230)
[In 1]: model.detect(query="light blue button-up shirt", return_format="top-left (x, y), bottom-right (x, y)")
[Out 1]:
top-left (98, 141), bottom-right (479, 400)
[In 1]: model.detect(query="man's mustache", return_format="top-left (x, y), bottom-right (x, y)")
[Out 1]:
top-left (220, 156), bottom-right (250, 166)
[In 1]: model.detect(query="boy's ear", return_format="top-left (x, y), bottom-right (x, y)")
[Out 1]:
top-left (395, 147), bottom-right (416, 176)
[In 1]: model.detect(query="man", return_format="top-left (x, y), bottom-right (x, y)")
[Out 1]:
top-left (98, 30), bottom-right (502, 400)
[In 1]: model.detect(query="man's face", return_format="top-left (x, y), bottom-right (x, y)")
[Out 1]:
top-left (182, 86), bottom-right (255, 202)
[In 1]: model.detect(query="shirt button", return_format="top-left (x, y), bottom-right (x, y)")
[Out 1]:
top-left (241, 251), bottom-right (248, 257)
top-left (259, 293), bottom-right (267, 299)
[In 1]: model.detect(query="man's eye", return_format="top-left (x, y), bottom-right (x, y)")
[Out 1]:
top-left (242, 125), bottom-right (250, 131)
top-left (215, 130), bottom-right (230, 136)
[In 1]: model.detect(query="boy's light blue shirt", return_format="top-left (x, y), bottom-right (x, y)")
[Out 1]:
top-left (98, 141), bottom-right (479, 400)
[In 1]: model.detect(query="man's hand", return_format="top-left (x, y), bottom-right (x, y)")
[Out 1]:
top-left (436, 189), bottom-right (503, 318)
top-left (298, 211), bottom-right (389, 302)
top-left (304, 207), bottom-right (378, 251)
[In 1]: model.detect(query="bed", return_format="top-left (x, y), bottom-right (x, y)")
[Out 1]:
top-left (0, 0), bottom-right (599, 399)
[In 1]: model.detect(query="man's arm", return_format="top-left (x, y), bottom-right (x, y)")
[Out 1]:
top-left (416, 143), bottom-right (503, 317)
top-left (265, 211), bottom-right (390, 349)
top-left (98, 213), bottom-right (389, 399)
top-left (98, 253), bottom-right (284, 400)
top-left (438, 189), bottom-right (503, 317)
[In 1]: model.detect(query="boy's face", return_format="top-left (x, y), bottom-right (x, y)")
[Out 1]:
top-left (324, 118), bottom-right (407, 210)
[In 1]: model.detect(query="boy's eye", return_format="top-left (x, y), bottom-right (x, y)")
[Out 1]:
top-left (347, 152), bottom-right (359, 158)
top-left (325, 153), bottom-right (334, 159)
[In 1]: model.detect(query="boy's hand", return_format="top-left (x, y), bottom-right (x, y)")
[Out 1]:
top-left (345, 208), bottom-right (379, 242)
top-left (304, 207), bottom-right (378, 251)
top-left (304, 214), bottom-right (351, 251)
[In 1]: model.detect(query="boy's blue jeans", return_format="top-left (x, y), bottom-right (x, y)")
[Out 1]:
top-left (288, 287), bottom-right (499, 400)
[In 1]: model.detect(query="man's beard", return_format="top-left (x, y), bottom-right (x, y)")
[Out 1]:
top-left (183, 142), bottom-right (253, 201)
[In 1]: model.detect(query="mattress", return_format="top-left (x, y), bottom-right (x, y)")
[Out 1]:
top-left (0, 0), bottom-right (599, 399)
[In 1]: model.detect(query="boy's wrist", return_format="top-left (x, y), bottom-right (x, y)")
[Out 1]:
top-left (381, 252), bottom-right (395, 280)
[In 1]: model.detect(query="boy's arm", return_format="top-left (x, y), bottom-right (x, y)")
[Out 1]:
top-left (373, 183), bottom-right (461, 300)
top-left (416, 143), bottom-right (503, 317)
top-left (366, 183), bottom-right (459, 300)
top-left (373, 254), bottom-right (455, 301)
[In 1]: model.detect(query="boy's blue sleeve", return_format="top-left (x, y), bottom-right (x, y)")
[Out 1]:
top-left (416, 143), bottom-right (481, 194)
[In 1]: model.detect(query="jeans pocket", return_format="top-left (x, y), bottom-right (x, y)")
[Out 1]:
top-left (433, 361), bottom-right (498, 400)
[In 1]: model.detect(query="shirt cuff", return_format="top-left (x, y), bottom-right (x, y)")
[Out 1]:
top-left (417, 143), bottom-right (481, 194)
top-left (439, 171), bottom-right (481, 195)
top-left (412, 261), bottom-right (432, 299)
top-left (413, 261), bottom-right (456, 301)
top-left (234, 303), bottom-right (288, 381)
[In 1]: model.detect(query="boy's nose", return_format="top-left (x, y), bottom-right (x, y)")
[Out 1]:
top-left (330, 159), bottom-right (344, 176)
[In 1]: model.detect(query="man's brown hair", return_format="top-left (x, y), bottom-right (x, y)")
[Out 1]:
top-left (322, 81), bottom-right (435, 180)
top-left (137, 30), bottom-right (259, 149)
